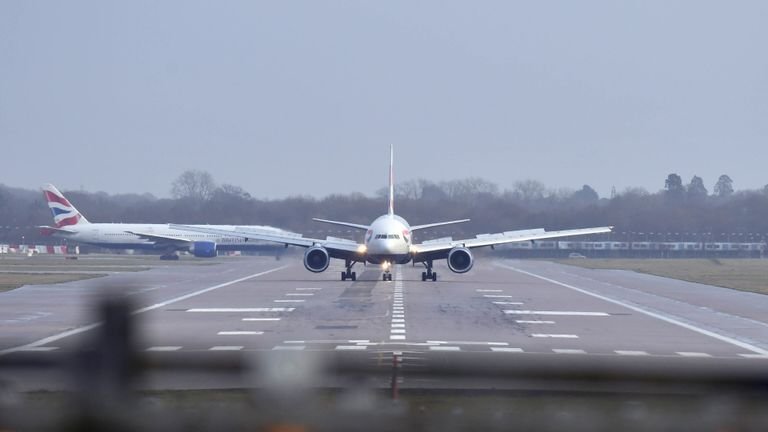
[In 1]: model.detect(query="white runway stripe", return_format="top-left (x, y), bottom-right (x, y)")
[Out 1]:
top-left (16, 346), bottom-right (59, 352)
top-left (146, 346), bottom-right (182, 351)
top-left (390, 335), bottom-right (406, 340)
top-left (516, 320), bottom-right (555, 324)
top-left (504, 310), bottom-right (609, 316)
top-left (217, 331), bottom-right (263, 335)
top-left (490, 347), bottom-right (524, 353)
top-left (553, 349), bottom-right (587, 354)
top-left (483, 295), bottom-right (513, 298)
top-left (429, 346), bottom-right (461, 351)
top-left (188, 308), bottom-right (294, 312)
top-left (739, 354), bottom-right (768, 359)
top-left (493, 302), bottom-right (525, 305)
top-left (532, 334), bottom-right (579, 338)
top-left (335, 345), bottom-right (367, 350)
top-left (210, 346), bottom-right (243, 351)
top-left (273, 345), bottom-right (305, 351)
top-left (498, 263), bottom-right (768, 356)
top-left (615, 350), bottom-right (650, 356)
top-left (0, 266), bottom-right (288, 357)
top-left (676, 352), bottom-right (712, 357)
top-left (274, 300), bottom-right (305, 303)
top-left (242, 318), bottom-right (281, 321)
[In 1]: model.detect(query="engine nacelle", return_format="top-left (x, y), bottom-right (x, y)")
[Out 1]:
top-left (190, 241), bottom-right (217, 258)
top-left (447, 247), bottom-right (474, 273)
top-left (303, 246), bottom-right (330, 273)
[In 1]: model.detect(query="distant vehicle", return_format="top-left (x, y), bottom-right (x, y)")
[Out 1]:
top-left (568, 253), bottom-right (587, 259)
top-left (172, 147), bottom-right (612, 281)
top-left (39, 184), bottom-right (291, 259)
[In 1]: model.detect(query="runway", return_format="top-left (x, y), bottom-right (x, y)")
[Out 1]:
top-left (1, 256), bottom-right (768, 389)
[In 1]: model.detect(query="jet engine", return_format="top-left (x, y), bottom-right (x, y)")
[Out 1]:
top-left (190, 241), bottom-right (217, 258)
top-left (447, 247), bottom-right (474, 273)
top-left (303, 246), bottom-right (330, 272)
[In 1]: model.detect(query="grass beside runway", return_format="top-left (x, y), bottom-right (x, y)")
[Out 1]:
top-left (0, 273), bottom-right (106, 292)
top-left (553, 258), bottom-right (768, 295)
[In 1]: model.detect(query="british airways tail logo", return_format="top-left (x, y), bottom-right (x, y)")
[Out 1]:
top-left (43, 187), bottom-right (84, 227)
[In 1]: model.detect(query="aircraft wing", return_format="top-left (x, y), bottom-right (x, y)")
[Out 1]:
top-left (126, 231), bottom-right (193, 246)
top-left (169, 224), bottom-right (363, 259)
top-left (312, 218), bottom-right (370, 231)
top-left (413, 226), bottom-right (613, 260)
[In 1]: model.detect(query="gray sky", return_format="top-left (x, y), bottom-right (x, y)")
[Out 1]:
top-left (2, 1), bottom-right (766, 199)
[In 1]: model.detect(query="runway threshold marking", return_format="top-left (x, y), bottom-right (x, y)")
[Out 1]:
top-left (497, 262), bottom-right (768, 356)
top-left (0, 265), bottom-right (288, 357)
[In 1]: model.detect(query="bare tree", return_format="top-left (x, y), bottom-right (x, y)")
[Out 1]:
top-left (171, 170), bottom-right (216, 202)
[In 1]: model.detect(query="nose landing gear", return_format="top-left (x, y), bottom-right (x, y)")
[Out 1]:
top-left (382, 261), bottom-right (393, 281)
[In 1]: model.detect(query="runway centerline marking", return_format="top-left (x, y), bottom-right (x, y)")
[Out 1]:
top-left (497, 262), bottom-right (768, 356)
top-left (477, 289), bottom-right (503, 293)
top-left (0, 265), bottom-right (288, 357)
top-left (210, 346), bottom-right (244, 351)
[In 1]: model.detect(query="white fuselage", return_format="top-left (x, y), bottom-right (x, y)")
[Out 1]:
top-left (363, 215), bottom-right (412, 264)
top-left (55, 223), bottom-right (280, 251)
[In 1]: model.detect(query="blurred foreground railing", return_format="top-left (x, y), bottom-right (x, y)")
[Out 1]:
top-left (1, 295), bottom-right (768, 431)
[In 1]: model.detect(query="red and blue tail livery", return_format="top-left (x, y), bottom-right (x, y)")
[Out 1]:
top-left (42, 184), bottom-right (89, 228)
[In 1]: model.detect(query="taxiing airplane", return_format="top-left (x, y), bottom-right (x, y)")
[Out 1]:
top-left (171, 147), bottom-right (612, 280)
top-left (40, 184), bottom-right (293, 259)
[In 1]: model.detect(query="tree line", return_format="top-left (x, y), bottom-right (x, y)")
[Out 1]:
top-left (1, 170), bottom-right (767, 243)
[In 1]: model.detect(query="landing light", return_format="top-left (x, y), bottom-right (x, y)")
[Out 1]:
top-left (357, 245), bottom-right (367, 254)
top-left (382, 261), bottom-right (391, 270)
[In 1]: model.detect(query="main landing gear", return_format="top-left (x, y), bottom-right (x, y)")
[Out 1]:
top-left (341, 260), bottom-right (357, 281)
top-left (382, 272), bottom-right (393, 281)
top-left (421, 260), bottom-right (437, 282)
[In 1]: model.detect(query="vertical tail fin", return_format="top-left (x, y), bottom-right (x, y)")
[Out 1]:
top-left (388, 145), bottom-right (394, 216)
top-left (41, 184), bottom-right (90, 227)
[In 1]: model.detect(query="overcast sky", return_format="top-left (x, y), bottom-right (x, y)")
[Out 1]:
top-left (1, 1), bottom-right (766, 199)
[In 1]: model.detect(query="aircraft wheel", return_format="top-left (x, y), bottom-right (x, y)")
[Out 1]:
top-left (351, 272), bottom-right (357, 281)
top-left (341, 272), bottom-right (347, 281)
top-left (432, 272), bottom-right (438, 282)
top-left (421, 272), bottom-right (427, 281)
